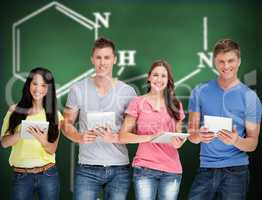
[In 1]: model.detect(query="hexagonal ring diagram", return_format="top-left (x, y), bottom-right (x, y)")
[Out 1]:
top-left (12, 1), bottom-right (99, 98)
top-left (12, 1), bottom-right (218, 100)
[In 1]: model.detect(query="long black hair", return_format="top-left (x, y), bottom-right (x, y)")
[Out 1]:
top-left (147, 60), bottom-right (181, 120)
top-left (7, 67), bottom-right (59, 143)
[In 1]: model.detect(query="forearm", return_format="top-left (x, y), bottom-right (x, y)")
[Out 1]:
top-left (233, 122), bottom-right (260, 152)
top-left (61, 122), bottom-right (81, 143)
top-left (41, 140), bottom-right (58, 154)
top-left (1, 133), bottom-right (20, 148)
top-left (188, 112), bottom-right (201, 144)
top-left (119, 132), bottom-right (153, 144)
top-left (234, 136), bottom-right (258, 152)
top-left (109, 134), bottom-right (122, 144)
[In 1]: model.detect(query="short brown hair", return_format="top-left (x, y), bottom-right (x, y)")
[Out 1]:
top-left (213, 39), bottom-right (240, 58)
top-left (91, 37), bottom-right (116, 55)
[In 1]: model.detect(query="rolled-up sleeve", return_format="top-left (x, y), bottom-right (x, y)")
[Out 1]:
top-left (65, 85), bottom-right (81, 110)
top-left (189, 87), bottom-right (201, 113)
top-left (245, 90), bottom-right (262, 123)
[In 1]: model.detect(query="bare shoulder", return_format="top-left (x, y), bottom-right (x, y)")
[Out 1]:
top-left (8, 104), bottom-right (17, 112)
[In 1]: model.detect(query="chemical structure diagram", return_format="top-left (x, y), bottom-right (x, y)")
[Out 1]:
top-left (12, 1), bottom-right (137, 98)
top-left (12, 1), bottom-right (218, 100)
top-left (11, 1), bottom-right (220, 191)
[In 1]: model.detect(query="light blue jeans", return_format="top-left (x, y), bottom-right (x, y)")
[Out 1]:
top-left (133, 166), bottom-right (182, 200)
top-left (11, 165), bottom-right (60, 200)
top-left (74, 164), bottom-right (131, 200)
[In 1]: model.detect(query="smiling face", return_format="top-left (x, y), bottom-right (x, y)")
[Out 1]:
top-left (91, 47), bottom-right (117, 78)
top-left (29, 73), bottom-right (48, 103)
top-left (214, 50), bottom-right (240, 82)
top-left (148, 66), bottom-right (168, 93)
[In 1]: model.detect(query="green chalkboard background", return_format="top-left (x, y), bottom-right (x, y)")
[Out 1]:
top-left (0, 0), bottom-right (261, 199)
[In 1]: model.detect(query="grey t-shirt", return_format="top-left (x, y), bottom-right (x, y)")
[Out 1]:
top-left (66, 78), bottom-right (136, 166)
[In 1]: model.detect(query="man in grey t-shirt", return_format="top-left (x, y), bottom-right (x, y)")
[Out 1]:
top-left (62, 37), bottom-right (136, 200)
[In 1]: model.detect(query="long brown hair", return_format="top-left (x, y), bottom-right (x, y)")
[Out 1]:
top-left (147, 60), bottom-right (181, 120)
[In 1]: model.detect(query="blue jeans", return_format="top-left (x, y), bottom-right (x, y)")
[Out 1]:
top-left (133, 166), bottom-right (182, 200)
top-left (188, 165), bottom-right (249, 200)
top-left (74, 164), bottom-right (131, 200)
top-left (11, 165), bottom-right (60, 200)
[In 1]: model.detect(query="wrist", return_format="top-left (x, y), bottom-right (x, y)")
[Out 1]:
top-left (41, 140), bottom-right (49, 148)
top-left (76, 133), bottom-right (82, 143)
top-left (148, 134), bottom-right (155, 141)
top-left (113, 134), bottom-right (120, 143)
top-left (233, 135), bottom-right (240, 146)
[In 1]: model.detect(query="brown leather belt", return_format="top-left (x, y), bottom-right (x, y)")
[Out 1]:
top-left (13, 163), bottom-right (55, 174)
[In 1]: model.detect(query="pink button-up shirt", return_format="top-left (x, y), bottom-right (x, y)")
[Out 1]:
top-left (126, 96), bottom-right (185, 173)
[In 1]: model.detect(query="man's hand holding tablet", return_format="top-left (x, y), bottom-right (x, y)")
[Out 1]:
top-left (204, 115), bottom-right (232, 134)
top-left (201, 115), bottom-right (233, 143)
top-left (87, 112), bottom-right (115, 131)
top-left (86, 112), bottom-right (118, 143)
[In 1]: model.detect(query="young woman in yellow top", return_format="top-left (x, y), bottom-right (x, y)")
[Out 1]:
top-left (1, 67), bottom-right (62, 200)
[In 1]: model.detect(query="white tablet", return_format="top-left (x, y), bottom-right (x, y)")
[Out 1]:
top-left (204, 115), bottom-right (232, 133)
top-left (21, 120), bottom-right (49, 139)
top-left (87, 112), bottom-right (115, 131)
top-left (151, 132), bottom-right (190, 143)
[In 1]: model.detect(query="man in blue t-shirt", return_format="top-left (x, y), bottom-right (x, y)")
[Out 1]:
top-left (188, 38), bottom-right (262, 200)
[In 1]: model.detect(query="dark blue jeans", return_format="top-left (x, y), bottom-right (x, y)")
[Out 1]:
top-left (11, 165), bottom-right (60, 200)
top-left (74, 164), bottom-right (131, 200)
top-left (133, 166), bottom-right (182, 200)
top-left (188, 165), bottom-right (249, 200)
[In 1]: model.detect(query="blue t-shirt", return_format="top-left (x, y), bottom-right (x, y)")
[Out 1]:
top-left (189, 80), bottom-right (262, 168)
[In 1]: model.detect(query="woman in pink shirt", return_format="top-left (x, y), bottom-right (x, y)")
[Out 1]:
top-left (119, 60), bottom-right (186, 200)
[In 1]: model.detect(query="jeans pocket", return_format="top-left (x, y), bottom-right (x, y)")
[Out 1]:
top-left (133, 166), bottom-right (144, 177)
top-left (43, 166), bottom-right (58, 177)
top-left (116, 165), bottom-right (130, 173)
top-left (198, 167), bottom-right (210, 173)
top-left (224, 165), bottom-right (249, 175)
top-left (13, 172), bottom-right (27, 180)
